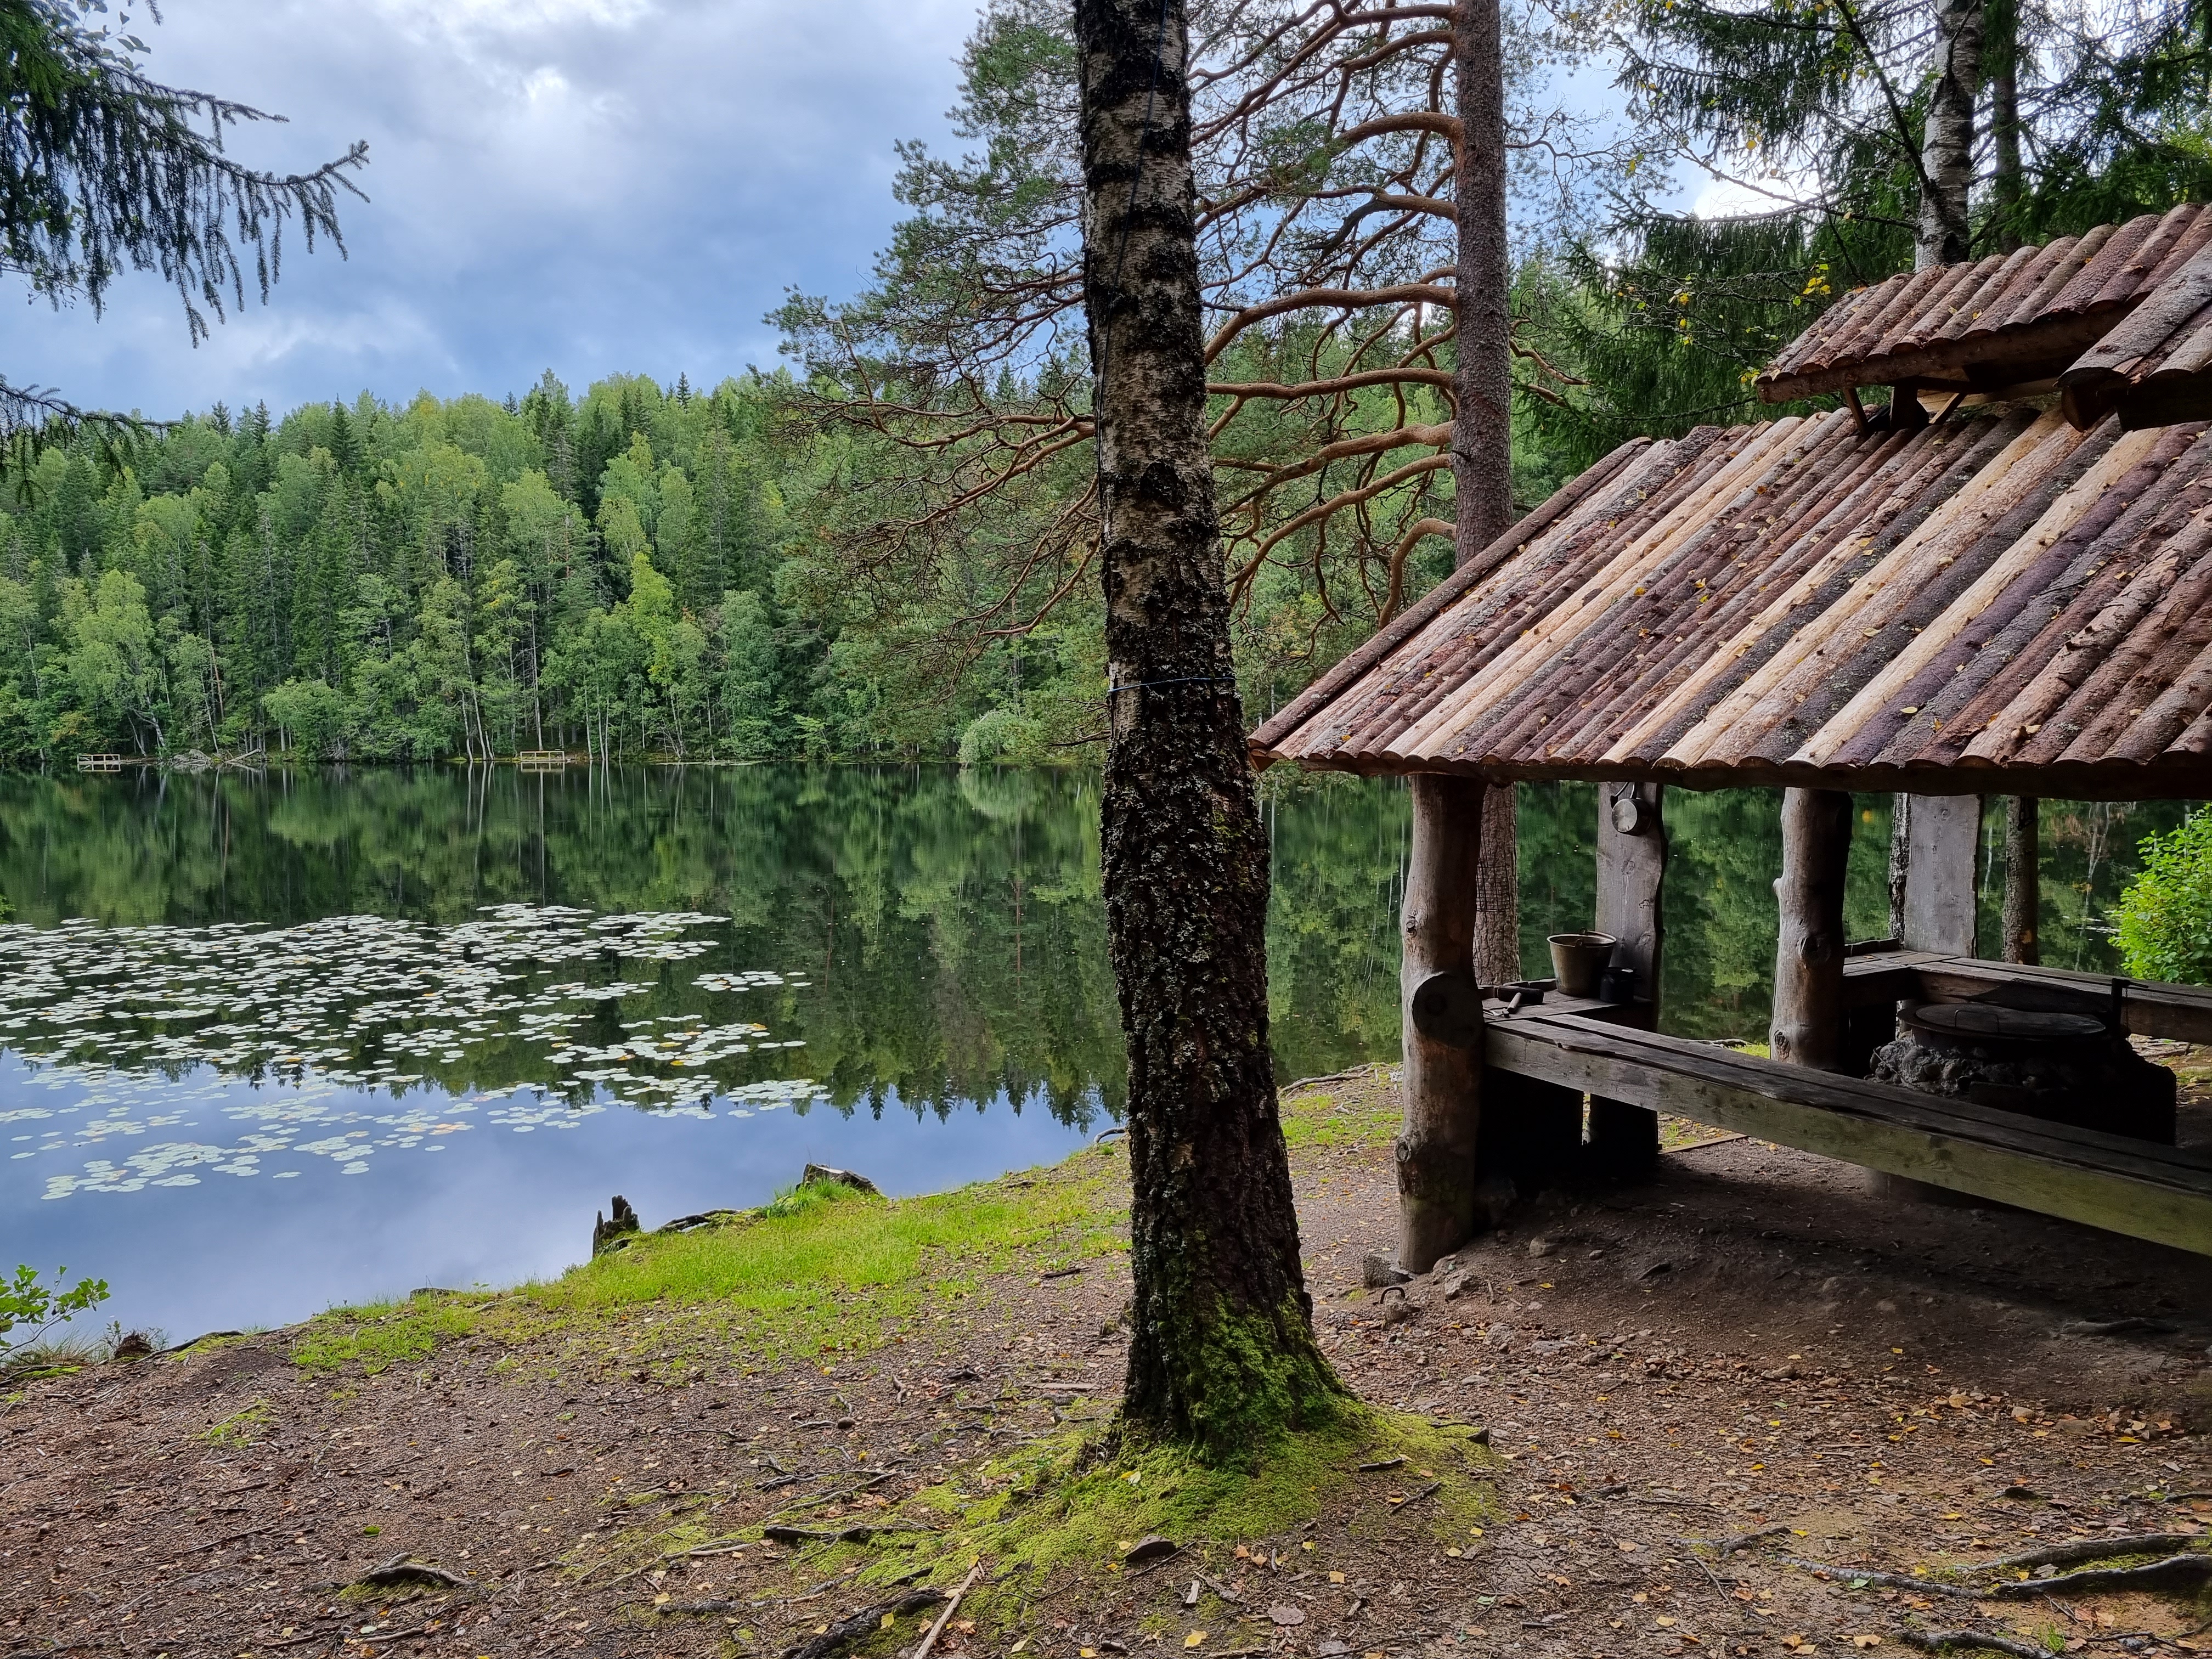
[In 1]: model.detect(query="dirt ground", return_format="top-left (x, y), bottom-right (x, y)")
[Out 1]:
top-left (5, 1065), bottom-right (2210, 1659)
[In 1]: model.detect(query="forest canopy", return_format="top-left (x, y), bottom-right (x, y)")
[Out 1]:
top-left (3, 0), bottom-right (2207, 769)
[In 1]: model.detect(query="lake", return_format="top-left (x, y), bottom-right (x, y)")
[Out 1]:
top-left (0, 764), bottom-right (2187, 1341)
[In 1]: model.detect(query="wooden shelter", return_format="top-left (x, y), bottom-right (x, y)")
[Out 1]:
top-left (1251, 211), bottom-right (2212, 1267)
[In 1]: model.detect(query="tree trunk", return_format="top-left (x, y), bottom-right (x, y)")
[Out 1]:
top-left (1900, 793), bottom-right (1981, 953)
top-left (1074, 0), bottom-right (1342, 1458)
top-left (1771, 788), bottom-right (1853, 1071)
top-left (1473, 780), bottom-right (1520, 985)
top-left (1589, 782), bottom-right (1666, 1172)
top-left (2003, 795), bottom-right (2039, 964)
top-left (1987, 0), bottom-right (2023, 252)
top-left (1916, 0), bottom-right (1986, 269)
top-left (1398, 774), bottom-right (1485, 1271)
top-left (1454, 0), bottom-right (1520, 989)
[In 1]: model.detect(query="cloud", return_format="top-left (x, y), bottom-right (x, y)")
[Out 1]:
top-left (1, 0), bottom-right (979, 417)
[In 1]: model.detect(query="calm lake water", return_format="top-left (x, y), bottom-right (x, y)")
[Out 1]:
top-left (0, 764), bottom-right (2188, 1340)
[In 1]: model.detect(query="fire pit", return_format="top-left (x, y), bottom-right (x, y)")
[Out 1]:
top-left (1867, 1001), bottom-right (2176, 1144)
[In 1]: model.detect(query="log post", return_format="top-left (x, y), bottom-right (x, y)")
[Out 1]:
top-left (1398, 774), bottom-right (1485, 1271)
top-left (1900, 793), bottom-right (1983, 953)
top-left (1771, 788), bottom-right (1853, 1071)
top-left (2002, 797), bottom-right (2040, 964)
top-left (1591, 781), bottom-right (1665, 1172)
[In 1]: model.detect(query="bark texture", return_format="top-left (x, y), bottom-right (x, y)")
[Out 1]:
top-left (1074, 0), bottom-right (1342, 1459)
top-left (1987, 0), bottom-right (2023, 252)
top-left (1454, 0), bottom-right (1519, 988)
top-left (1771, 788), bottom-right (1853, 1072)
top-left (1916, 0), bottom-right (1986, 269)
top-left (1398, 774), bottom-right (1485, 1271)
top-left (2003, 795), bottom-right (2040, 964)
top-left (1900, 793), bottom-right (1982, 953)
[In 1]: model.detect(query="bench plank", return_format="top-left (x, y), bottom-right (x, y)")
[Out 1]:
top-left (1841, 950), bottom-right (2212, 1045)
top-left (1485, 1011), bottom-right (2212, 1257)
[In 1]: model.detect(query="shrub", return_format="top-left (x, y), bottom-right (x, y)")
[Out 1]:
top-left (2112, 808), bottom-right (2212, 985)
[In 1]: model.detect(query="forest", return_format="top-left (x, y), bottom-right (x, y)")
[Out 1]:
top-left (0, 0), bottom-right (2204, 768)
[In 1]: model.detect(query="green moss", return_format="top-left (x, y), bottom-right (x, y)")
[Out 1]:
top-left (821, 1407), bottom-right (1494, 1615)
top-left (1154, 1292), bottom-right (1347, 1461)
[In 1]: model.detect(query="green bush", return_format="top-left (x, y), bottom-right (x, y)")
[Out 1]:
top-left (1, 1264), bottom-right (109, 1367)
top-left (2112, 808), bottom-right (2212, 985)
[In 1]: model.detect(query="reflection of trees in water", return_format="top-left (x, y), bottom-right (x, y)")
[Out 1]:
top-left (0, 766), bottom-right (1410, 1128)
top-left (4, 770), bottom-right (2184, 1114)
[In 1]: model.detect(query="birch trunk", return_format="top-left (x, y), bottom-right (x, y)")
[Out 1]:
top-left (1916, 0), bottom-right (1986, 269)
top-left (1074, 0), bottom-right (1343, 1457)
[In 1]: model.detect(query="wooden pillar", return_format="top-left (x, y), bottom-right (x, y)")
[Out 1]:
top-left (1900, 793), bottom-right (1982, 953)
top-left (2002, 797), bottom-right (2040, 964)
top-left (1590, 781), bottom-right (1665, 1172)
top-left (1771, 788), bottom-right (1853, 1071)
top-left (1398, 774), bottom-right (1485, 1271)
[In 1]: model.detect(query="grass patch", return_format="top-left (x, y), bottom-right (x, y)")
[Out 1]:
top-left (198, 1400), bottom-right (272, 1446)
top-left (1279, 1071), bottom-right (1397, 1151)
top-left (521, 1157), bottom-right (1125, 1361)
top-left (289, 1152), bottom-right (1128, 1378)
top-left (291, 1295), bottom-right (479, 1375)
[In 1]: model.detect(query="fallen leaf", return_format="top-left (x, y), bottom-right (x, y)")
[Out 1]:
top-left (1269, 1605), bottom-right (1307, 1628)
top-left (1185, 1634), bottom-right (1207, 1649)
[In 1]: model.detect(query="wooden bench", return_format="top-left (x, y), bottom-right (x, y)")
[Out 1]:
top-left (1483, 1005), bottom-right (2212, 1257)
top-left (1842, 949), bottom-right (2212, 1045)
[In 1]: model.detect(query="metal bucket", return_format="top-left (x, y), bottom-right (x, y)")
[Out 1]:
top-left (1547, 932), bottom-right (1617, 998)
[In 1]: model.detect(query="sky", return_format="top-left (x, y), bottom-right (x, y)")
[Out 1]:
top-left (2, 0), bottom-right (981, 420)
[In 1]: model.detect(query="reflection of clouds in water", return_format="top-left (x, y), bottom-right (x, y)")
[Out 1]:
top-left (0, 904), bottom-right (832, 1200)
top-left (31, 1069), bottom-right (834, 1198)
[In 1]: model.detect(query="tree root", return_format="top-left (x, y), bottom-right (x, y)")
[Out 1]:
top-left (1972, 1535), bottom-right (2204, 1575)
top-left (780, 1588), bottom-right (948, 1659)
top-left (1776, 1558), bottom-right (1979, 1599)
top-left (1688, 1523), bottom-right (1788, 1556)
top-left (1898, 1628), bottom-right (2053, 1659)
top-left (354, 1554), bottom-right (471, 1590)
top-left (1985, 1554), bottom-right (2212, 1599)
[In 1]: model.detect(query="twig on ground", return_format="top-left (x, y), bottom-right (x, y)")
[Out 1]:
top-left (356, 1553), bottom-right (470, 1590)
top-left (1387, 1480), bottom-right (1443, 1509)
top-left (912, 1560), bottom-right (983, 1659)
top-left (1681, 1550), bottom-right (1733, 1596)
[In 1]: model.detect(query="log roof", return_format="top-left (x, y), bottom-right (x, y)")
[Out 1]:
top-left (2058, 234), bottom-right (2212, 431)
top-left (1249, 408), bottom-right (2212, 799)
top-left (1754, 205), bottom-right (2212, 404)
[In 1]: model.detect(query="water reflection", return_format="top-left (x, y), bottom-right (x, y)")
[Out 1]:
top-left (0, 764), bottom-right (2188, 1335)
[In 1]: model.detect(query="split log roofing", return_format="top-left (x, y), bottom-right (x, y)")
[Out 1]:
top-left (1250, 407), bottom-right (2212, 799)
top-left (1254, 211), bottom-right (2212, 798)
top-left (1754, 204), bottom-right (2212, 405)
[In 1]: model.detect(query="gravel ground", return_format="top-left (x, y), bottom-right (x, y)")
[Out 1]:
top-left (5, 1066), bottom-right (2209, 1659)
